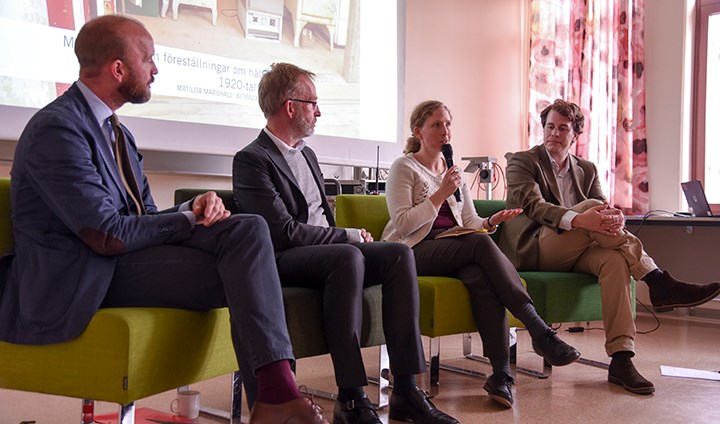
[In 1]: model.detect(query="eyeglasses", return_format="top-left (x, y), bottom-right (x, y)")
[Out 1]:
top-left (288, 98), bottom-right (319, 108)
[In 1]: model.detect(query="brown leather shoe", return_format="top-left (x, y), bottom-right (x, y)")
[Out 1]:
top-left (649, 271), bottom-right (720, 312)
top-left (249, 397), bottom-right (328, 424)
top-left (608, 357), bottom-right (655, 395)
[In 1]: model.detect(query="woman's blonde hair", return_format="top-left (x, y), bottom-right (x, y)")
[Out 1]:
top-left (404, 100), bottom-right (452, 153)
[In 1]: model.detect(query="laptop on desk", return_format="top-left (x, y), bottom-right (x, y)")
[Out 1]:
top-left (681, 180), bottom-right (716, 217)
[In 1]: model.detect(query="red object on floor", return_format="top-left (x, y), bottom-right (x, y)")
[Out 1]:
top-left (94, 407), bottom-right (194, 423)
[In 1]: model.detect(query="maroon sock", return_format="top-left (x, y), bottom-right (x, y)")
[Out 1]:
top-left (255, 360), bottom-right (302, 405)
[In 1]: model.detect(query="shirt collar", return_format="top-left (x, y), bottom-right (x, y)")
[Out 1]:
top-left (544, 146), bottom-right (570, 176)
top-left (263, 127), bottom-right (306, 157)
top-left (76, 80), bottom-right (113, 129)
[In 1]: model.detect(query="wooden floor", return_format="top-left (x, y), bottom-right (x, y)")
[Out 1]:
top-left (1, 313), bottom-right (720, 424)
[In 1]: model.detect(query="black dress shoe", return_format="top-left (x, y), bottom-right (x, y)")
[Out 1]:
top-left (333, 393), bottom-right (381, 424)
top-left (389, 386), bottom-right (459, 424)
top-left (483, 371), bottom-right (514, 408)
top-left (649, 271), bottom-right (720, 313)
top-left (608, 357), bottom-right (655, 395)
top-left (532, 329), bottom-right (581, 366)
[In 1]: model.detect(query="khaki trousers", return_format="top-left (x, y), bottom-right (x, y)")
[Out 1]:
top-left (537, 199), bottom-right (657, 355)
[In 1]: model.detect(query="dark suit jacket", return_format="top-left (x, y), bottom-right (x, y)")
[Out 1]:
top-left (0, 83), bottom-right (193, 345)
top-left (233, 130), bottom-right (349, 251)
top-left (498, 144), bottom-right (605, 270)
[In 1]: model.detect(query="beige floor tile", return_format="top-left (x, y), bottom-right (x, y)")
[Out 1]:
top-left (1, 314), bottom-right (719, 423)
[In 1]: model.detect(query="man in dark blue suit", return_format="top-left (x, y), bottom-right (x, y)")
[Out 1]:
top-left (233, 63), bottom-right (459, 424)
top-left (0, 15), bottom-right (323, 424)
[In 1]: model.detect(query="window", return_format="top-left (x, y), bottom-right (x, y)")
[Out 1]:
top-left (693, 0), bottom-right (720, 208)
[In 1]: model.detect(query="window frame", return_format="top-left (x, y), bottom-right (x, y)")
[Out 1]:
top-left (692, 0), bottom-right (720, 212)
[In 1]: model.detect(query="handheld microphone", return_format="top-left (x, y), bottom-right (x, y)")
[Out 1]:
top-left (441, 144), bottom-right (461, 202)
top-left (374, 145), bottom-right (380, 195)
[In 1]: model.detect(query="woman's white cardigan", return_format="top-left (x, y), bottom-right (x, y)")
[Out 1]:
top-left (381, 153), bottom-right (489, 248)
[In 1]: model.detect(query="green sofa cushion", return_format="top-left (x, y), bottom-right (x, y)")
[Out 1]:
top-left (283, 285), bottom-right (385, 358)
top-left (335, 194), bottom-right (390, 240)
top-left (519, 271), bottom-right (635, 323)
top-left (418, 276), bottom-right (525, 337)
top-left (417, 276), bottom-right (477, 337)
top-left (0, 307), bottom-right (237, 405)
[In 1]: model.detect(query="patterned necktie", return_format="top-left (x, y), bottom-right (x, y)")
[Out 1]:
top-left (109, 114), bottom-right (146, 215)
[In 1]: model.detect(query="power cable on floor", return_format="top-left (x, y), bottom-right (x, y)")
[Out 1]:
top-left (635, 299), bottom-right (662, 334)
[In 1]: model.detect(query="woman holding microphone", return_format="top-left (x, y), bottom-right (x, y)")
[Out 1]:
top-left (382, 100), bottom-right (580, 408)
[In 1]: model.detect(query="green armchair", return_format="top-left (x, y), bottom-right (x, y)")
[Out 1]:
top-left (0, 179), bottom-right (241, 423)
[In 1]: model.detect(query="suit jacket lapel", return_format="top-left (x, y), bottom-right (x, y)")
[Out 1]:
top-left (537, 145), bottom-right (563, 205)
top-left (302, 147), bottom-right (336, 226)
top-left (256, 132), bottom-right (302, 191)
top-left (255, 130), bottom-right (334, 225)
top-left (71, 86), bottom-right (126, 201)
top-left (568, 155), bottom-right (588, 201)
top-left (303, 149), bottom-right (325, 195)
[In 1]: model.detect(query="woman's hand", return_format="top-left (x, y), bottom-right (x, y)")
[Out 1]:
top-left (430, 165), bottom-right (463, 207)
top-left (488, 208), bottom-right (523, 226)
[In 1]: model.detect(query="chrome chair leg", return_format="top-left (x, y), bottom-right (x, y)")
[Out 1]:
top-left (464, 329), bottom-right (550, 379)
top-left (427, 334), bottom-right (488, 388)
top-left (231, 371), bottom-right (243, 422)
top-left (439, 333), bottom-right (487, 380)
top-left (179, 371), bottom-right (245, 423)
top-left (368, 344), bottom-right (390, 409)
top-left (429, 336), bottom-right (440, 386)
top-left (118, 402), bottom-right (136, 424)
top-left (377, 344), bottom-right (390, 408)
top-left (307, 345), bottom-right (390, 409)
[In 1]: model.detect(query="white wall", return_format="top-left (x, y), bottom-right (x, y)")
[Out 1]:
top-left (644, 0), bottom-right (695, 212)
top-left (404, 0), bottom-right (528, 200)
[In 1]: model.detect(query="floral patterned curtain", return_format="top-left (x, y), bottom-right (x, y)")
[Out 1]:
top-left (528, 0), bottom-right (648, 213)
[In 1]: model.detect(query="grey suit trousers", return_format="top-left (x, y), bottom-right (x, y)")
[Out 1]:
top-left (101, 214), bottom-right (295, 375)
top-left (274, 241), bottom-right (426, 389)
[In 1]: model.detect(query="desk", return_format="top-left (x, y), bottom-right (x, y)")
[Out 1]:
top-left (625, 215), bottom-right (720, 284)
top-left (626, 215), bottom-right (720, 315)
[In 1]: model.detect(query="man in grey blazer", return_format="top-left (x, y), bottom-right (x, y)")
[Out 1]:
top-left (499, 99), bottom-right (720, 395)
top-left (233, 63), bottom-right (458, 424)
top-left (0, 15), bottom-right (324, 424)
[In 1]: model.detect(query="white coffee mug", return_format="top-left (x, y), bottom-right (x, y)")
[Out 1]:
top-left (170, 389), bottom-right (201, 419)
